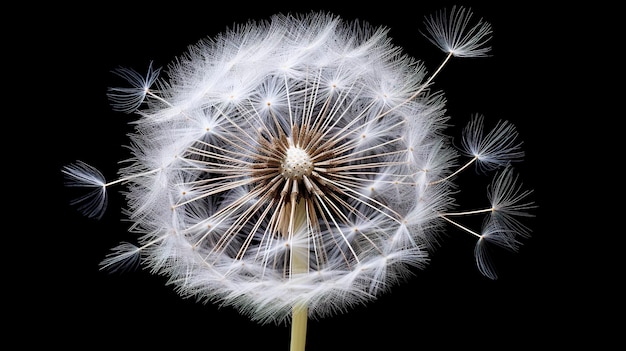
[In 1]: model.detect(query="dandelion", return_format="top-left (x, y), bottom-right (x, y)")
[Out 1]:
top-left (63, 7), bottom-right (534, 350)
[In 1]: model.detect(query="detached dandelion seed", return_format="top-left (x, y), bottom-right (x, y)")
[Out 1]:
top-left (64, 7), bottom-right (535, 350)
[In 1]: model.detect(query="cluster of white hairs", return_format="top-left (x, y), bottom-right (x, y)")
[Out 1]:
top-left (63, 7), bottom-right (534, 324)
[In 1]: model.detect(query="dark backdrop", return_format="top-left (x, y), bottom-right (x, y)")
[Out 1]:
top-left (30, 1), bottom-right (607, 349)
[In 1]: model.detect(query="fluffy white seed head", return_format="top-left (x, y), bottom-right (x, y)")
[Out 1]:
top-left (64, 9), bottom-right (534, 324)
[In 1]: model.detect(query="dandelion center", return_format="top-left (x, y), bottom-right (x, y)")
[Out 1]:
top-left (281, 146), bottom-right (313, 180)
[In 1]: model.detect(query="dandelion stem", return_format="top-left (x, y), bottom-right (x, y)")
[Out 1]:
top-left (290, 200), bottom-right (309, 351)
top-left (290, 304), bottom-right (308, 351)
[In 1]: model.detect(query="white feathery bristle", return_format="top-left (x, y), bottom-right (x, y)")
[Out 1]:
top-left (99, 242), bottom-right (142, 273)
top-left (474, 236), bottom-right (499, 280)
top-left (487, 165), bottom-right (535, 237)
top-left (107, 61), bottom-right (162, 113)
top-left (461, 114), bottom-right (525, 172)
top-left (422, 6), bottom-right (492, 58)
top-left (62, 160), bottom-right (108, 219)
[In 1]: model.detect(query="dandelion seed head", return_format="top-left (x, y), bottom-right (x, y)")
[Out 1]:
top-left (64, 9), bottom-right (535, 325)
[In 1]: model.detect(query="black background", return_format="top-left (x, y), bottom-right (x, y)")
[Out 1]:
top-left (26, 1), bottom-right (612, 349)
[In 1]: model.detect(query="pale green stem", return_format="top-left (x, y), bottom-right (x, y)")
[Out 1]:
top-left (289, 200), bottom-right (309, 351)
top-left (290, 304), bottom-right (308, 351)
